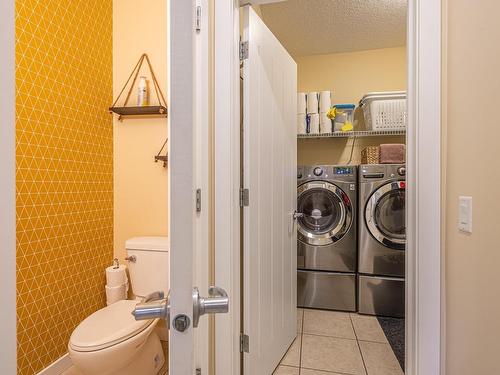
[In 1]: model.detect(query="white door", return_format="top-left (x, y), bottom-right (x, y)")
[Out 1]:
top-left (242, 6), bottom-right (298, 374)
top-left (166, 1), bottom-right (227, 374)
top-left (168, 0), bottom-right (196, 373)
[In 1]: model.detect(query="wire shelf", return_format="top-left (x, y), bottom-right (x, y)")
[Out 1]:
top-left (297, 129), bottom-right (406, 139)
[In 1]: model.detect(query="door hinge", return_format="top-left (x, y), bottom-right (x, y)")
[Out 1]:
top-left (195, 5), bottom-right (202, 32)
top-left (240, 333), bottom-right (249, 353)
top-left (239, 188), bottom-right (249, 207)
top-left (196, 188), bottom-right (202, 212)
top-left (240, 41), bottom-right (249, 61)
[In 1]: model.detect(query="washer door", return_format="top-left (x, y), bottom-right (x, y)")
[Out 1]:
top-left (365, 181), bottom-right (406, 249)
top-left (297, 181), bottom-right (353, 246)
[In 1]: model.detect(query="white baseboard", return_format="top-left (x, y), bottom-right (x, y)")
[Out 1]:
top-left (36, 353), bottom-right (72, 375)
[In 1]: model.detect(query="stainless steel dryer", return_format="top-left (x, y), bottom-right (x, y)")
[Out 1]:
top-left (358, 164), bottom-right (406, 317)
top-left (296, 165), bottom-right (357, 311)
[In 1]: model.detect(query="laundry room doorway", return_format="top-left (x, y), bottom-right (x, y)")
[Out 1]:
top-left (213, 1), bottom-right (442, 375)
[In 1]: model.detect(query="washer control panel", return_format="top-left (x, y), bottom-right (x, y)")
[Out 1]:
top-left (313, 167), bottom-right (323, 176)
top-left (298, 165), bottom-right (357, 183)
top-left (333, 166), bottom-right (354, 175)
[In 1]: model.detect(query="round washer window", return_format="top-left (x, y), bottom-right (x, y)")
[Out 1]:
top-left (298, 188), bottom-right (342, 235)
top-left (296, 181), bottom-right (352, 246)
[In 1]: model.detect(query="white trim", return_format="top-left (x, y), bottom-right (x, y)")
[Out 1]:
top-left (215, 0), bottom-right (444, 374)
top-left (406, 0), bottom-right (442, 374)
top-left (0, 0), bottom-right (17, 374)
top-left (214, 1), bottom-right (241, 374)
top-left (35, 354), bottom-right (72, 375)
top-left (194, 0), bottom-right (211, 372)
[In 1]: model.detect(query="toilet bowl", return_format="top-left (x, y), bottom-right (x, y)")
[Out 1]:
top-left (68, 237), bottom-right (169, 375)
top-left (68, 300), bottom-right (164, 375)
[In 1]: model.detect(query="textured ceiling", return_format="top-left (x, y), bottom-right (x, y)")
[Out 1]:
top-left (260, 0), bottom-right (407, 56)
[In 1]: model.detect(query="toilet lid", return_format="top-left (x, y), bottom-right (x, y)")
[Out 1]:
top-left (69, 300), bottom-right (154, 352)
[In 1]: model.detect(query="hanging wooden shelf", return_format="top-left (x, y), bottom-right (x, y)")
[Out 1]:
top-left (110, 53), bottom-right (168, 121)
top-left (111, 105), bottom-right (167, 117)
top-left (155, 138), bottom-right (168, 168)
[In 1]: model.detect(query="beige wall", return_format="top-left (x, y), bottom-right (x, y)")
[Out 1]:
top-left (113, 0), bottom-right (168, 260)
top-left (445, 1), bottom-right (500, 374)
top-left (296, 47), bottom-right (406, 165)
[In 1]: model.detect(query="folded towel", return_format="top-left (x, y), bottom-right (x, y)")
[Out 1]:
top-left (380, 144), bottom-right (406, 164)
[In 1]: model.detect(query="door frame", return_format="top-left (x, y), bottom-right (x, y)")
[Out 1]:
top-left (214, 0), bottom-right (443, 374)
top-left (1, 0), bottom-right (215, 373)
top-left (0, 1), bottom-right (17, 373)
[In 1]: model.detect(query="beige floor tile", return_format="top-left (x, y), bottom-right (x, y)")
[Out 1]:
top-left (303, 309), bottom-right (356, 339)
top-left (297, 308), bottom-right (304, 333)
top-left (301, 369), bottom-right (346, 375)
top-left (359, 341), bottom-right (403, 375)
top-left (350, 314), bottom-right (388, 343)
top-left (61, 366), bottom-right (84, 375)
top-left (301, 334), bottom-right (366, 375)
top-left (273, 365), bottom-right (300, 375)
top-left (280, 335), bottom-right (302, 367)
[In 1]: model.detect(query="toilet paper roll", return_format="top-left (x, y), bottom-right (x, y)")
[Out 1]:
top-left (106, 284), bottom-right (127, 305)
top-left (106, 264), bottom-right (128, 287)
top-left (307, 113), bottom-right (320, 134)
top-left (297, 114), bottom-right (307, 135)
top-left (319, 91), bottom-right (332, 113)
top-left (320, 112), bottom-right (332, 134)
top-left (297, 92), bottom-right (307, 114)
top-left (306, 92), bottom-right (319, 114)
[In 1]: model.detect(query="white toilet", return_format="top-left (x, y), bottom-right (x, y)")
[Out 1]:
top-left (68, 237), bottom-right (169, 375)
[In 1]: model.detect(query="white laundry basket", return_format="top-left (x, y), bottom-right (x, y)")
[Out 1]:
top-left (360, 91), bottom-right (407, 130)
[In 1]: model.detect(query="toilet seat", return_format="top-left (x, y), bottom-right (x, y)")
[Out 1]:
top-left (69, 300), bottom-right (154, 352)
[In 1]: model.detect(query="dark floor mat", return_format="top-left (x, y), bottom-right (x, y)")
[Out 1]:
top-left (377, 317), bottom-right (405, 372)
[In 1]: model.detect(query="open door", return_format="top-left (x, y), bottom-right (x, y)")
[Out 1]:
top-left (241, 6), bottom-right (298, 374)
top-left (132, 1), bottom-right (228, 374)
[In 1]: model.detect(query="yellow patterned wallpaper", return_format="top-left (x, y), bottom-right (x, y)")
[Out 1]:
top-left (15, 1), bottom-right (113, 374)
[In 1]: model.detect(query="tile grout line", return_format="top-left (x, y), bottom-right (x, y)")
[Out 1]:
top-left (298, 309), bottom-right (305, 375)
top-left (349, 313), bottom-right (370, 375)
top-left (300, 365), bottom-right (361, 375)
top-left (300, 331), bottom-right (357, 341)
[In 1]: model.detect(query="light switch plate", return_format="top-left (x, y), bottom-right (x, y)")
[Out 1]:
top-left (458, 196), bottom-right (472, 233)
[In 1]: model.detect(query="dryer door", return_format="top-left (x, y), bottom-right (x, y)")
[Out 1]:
top-left (365, 180), bottom-right (406, 249)
top-left (297, 181), bottom-right (353, 246)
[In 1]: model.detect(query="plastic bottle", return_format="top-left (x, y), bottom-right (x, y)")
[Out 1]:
top-left (137, 76), bottom-right (149, 106)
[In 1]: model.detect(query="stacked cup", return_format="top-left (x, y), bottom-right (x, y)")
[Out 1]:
top-left (297, 93), bottom-right (307, 135)
top-left (105, 259), bottom-right (129, 305)
top-left (306, 92), bottom-right (320, 134)
top-left (319, 91), bottom-right (332, 134)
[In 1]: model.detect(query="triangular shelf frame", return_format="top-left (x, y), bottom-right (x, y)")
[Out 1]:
top-left (110, 53), bottom-right (168, 120)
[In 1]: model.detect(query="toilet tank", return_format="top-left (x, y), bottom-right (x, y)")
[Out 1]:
top-left (125, 236), bottom-right (169, 299)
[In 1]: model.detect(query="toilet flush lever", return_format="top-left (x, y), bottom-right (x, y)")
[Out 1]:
top-left (143, 291), bottom-right (164, 303)
top-left (192, 286), bottom-right (229, 328)
top-left (125, 255), bottom-right (137, 263)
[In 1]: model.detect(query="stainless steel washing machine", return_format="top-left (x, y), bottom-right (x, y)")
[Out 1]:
top-left (358, 164), bottom-right (406, 317)
top-left (296, 165), bottom-right (357, 311)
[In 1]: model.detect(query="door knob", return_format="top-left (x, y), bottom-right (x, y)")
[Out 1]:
top-left (192, 286), bottom-right (229, 328)
top-left (132, 291), bottom-right (170, 327)
top-left (293, 211), bottom-right (304, 220)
